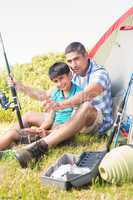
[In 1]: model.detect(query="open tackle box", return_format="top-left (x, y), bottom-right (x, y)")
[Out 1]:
top-left (41, 151), bottom-right (106, 190)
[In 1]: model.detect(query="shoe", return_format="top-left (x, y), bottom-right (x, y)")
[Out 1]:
top-left (15, 140), bottom-right (48, 168)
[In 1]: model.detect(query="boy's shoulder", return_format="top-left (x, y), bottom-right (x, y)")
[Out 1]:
top-left (51, 87), bottom-right (60, 96)
top-left (51, 83), bottom-right (82, 93)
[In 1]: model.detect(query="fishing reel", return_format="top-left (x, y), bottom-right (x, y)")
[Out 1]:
top-left (0, 91), bottom-right (12, 110)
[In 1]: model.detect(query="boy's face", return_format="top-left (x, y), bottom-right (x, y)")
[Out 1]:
top-left (66, 51), bottom-right (88, 76)
top-left (52, 73), bottom-right (71, 92)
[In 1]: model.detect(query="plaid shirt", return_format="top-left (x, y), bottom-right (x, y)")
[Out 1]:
top-left (72, 59), bottom-right (113, 134)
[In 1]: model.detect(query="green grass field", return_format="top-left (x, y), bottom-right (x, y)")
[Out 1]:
top-left (0, 126), bottom-right (133, 200)
top-left (0, 53), bottom-right (133, 199)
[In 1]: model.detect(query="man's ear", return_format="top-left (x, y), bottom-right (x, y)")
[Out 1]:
top-left (85, 51), bottom-right (88, 58)
top-left (68, 71), bottom-right (72, 80)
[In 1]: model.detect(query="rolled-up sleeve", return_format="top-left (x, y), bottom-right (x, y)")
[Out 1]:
top-left (91, 69), bottom-right (110, 89)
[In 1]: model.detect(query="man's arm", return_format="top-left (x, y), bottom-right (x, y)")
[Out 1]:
top-left (44, 83), bottom-right (104, 111)
top-left (61, 83), bottom-right (104, 107)
top-left (47, 68), bottom-right (110, 111)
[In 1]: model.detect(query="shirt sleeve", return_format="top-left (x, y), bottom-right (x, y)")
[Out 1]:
top-left (91, 69), bottom-right (110, 89)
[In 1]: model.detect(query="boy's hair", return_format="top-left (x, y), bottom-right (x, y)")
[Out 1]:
top-left (49, 62), bottom-right (70, 80)
top-left (65, 42), bottom-right (86, 56)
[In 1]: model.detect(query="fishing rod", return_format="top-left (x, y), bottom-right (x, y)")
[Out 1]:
top-left (0, 33), bottom-right (24, 128)
top-left (0, 91), bottom-right (12, 110)
top-left (112, 73), bottom-right (133, 147)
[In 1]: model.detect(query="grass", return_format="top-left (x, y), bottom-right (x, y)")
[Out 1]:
top-left (0, 125), bottom-right (133, 200)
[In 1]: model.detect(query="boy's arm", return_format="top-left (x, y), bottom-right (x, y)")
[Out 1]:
top-left (39, 111), bottom-right (55, 130)
top-left (24, 111), bottom-right (55, 136)
top-left (16, 81), bottom-right (51, 101)
top-left (8, 77), bottom-right (52, 101)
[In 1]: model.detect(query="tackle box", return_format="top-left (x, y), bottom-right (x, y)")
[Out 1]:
top-left (41, 151), bottom-right (106, 190)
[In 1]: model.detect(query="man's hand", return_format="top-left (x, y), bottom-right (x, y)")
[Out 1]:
top-left (42, 99), bottom-right (65, 111)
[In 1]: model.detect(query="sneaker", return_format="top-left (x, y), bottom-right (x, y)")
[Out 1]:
top-left (15, 140), bottom-right (48, 168)
top-left (15, 149), bottom-right (32, 168)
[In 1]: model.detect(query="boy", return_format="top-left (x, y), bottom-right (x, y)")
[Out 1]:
top-left (23, 61), bottom-right (82, 138)
top-left (0, 62), bottom-right (81, 152)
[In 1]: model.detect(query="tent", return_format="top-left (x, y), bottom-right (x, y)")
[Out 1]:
top-left (88, 7), bottom-right (133, 97)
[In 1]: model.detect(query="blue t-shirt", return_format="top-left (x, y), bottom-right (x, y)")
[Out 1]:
top-left (51, 83), bottom-right (82, 125)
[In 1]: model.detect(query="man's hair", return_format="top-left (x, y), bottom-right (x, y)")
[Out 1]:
top-left (65, 42), bottom-right (86, 56)
top-left (49, 62), bottom-right (70, 80)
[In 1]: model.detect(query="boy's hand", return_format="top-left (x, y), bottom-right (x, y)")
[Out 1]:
top-left (24, 127), bottom-right (49, 137)
top-left (23, 128), bottom-right (38, 135)
top-left (7, 76), bottom-right (22, 90)
top-left (34, 127), bottom-right (49, 136)
top-left (7, 76), bottom-right (16, 87)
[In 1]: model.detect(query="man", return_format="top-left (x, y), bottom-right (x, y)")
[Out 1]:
top-left (43, 42), bottom-right (113, 134)
top-left (6, 42), bottom-right (113, 168)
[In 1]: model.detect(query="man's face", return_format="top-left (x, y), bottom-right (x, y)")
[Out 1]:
top-left (52, 74), bottom-right (71, 92)
top-left (66, 51), bottom-right (88, 76)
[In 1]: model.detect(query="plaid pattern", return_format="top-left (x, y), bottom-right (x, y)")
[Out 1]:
top-left (72, 59), bottom-right (113, 134)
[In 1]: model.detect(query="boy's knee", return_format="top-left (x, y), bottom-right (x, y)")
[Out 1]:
top-left (22, 111), bottom-right (33, 122)
top-left (7, 128), bottom-right (20, 141)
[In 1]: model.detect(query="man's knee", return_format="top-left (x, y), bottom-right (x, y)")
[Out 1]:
top-left (79, 102), bottom-right (97, 118)
top-left (77, 102), bottom-right (97, 126)
top-left (80, 102), bottom-right (90, 111)
top-left (81, 109), bottom-right (103, 134)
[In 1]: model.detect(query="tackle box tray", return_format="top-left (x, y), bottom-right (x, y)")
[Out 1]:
top-left (41, 151), bottom-right (106, 190)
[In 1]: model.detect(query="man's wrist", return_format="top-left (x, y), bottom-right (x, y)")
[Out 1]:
top-left (60, 99), bottom-right (74, 109)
